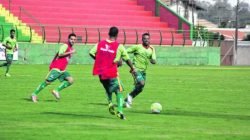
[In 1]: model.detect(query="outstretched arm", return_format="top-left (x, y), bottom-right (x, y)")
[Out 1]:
top-left (89, 44), bottom-right (97, 60)
top-left (114, 45), bottom-right (136, 73)
top-left (58, 49), bottom-right (75, 58)
top-left (125, 59), bottom-right (136, 74)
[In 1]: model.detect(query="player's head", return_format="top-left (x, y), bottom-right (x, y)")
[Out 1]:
top-left (142, 33), bottom-right (150, 46)
top-left (68, 33), bottom-right (76, 46)
top-left (108, 26), bottom-right (119, 39)
top-left (10, 29), bottom-right (15, 38)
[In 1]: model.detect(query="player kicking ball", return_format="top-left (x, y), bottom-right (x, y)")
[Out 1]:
top-left (31, 33), bottom-right (76, 103)
top-left (89, 26), bottom-right (135, 120)
top-left (124, 33), bottom-right (156, 108)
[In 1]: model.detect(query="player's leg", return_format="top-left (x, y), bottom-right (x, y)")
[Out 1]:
top-left (31, 69), bottom-right (59, 102)
top-left (124, 71), bottom-right (146, 107)
top-left (100, 78), bottom-right (115, 115)
top-left (99, 77), bottom-right (113, 103)
top-left (110, 78), bottom-right (126, 120)
top-left (5, 54), bottom-right (13, 77)
top-left (52, 71), bottom-right (73, 99)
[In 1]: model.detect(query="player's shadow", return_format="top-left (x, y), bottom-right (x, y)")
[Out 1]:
top-left (22, 97), bottom-right (57, 102)
top-left (43, 99), bottom-right (59, 102)
top-left (42, 111), bottom-right (113, 119)
top-left (130, 109), bottom-right (250, 121)
top-left (89, 102), bottom-right (108, 106)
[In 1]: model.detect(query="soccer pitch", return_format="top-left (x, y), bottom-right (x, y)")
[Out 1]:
top-left (0, 65), bottom-right (250, 139)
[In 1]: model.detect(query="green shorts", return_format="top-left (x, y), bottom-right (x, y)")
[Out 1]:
top-left (100, 77), bottom-right (124, 93)
top-left (134, 71), bottom-right (146, 84)
top-left (46, 69), bottom-right (71, 82)
top-left (6, 54), bottom-right (13, 63)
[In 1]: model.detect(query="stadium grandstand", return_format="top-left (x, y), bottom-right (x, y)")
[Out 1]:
top-left (0, 0), bottom-right (194, 46)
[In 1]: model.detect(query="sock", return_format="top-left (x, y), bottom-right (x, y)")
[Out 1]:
top-left (116, 92), bottom-right (123, 113)
top-left (32, 81), bottom-right (48, 96)
top-left (5, 63), bottom-right (11, 74)
top-left (55, 81), bottom-right (71, 92)
top-left (129, 84), bottom-right (144, 98)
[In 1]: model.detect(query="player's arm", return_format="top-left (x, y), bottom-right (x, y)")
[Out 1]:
top-left (57, 44), bottom-right (75, 58)
top-left (89, 44), bottom-right (97, 60)
top-left (2, 38), bottom-right (12, 50)
top-left (126, 45), bottom-right (137, 53)
top-left (114, 45), bottom-right (136, 73)
top-left (150, 47), bottom-right (156, 64)
top-left (14, 43), bottom-right (18, 52)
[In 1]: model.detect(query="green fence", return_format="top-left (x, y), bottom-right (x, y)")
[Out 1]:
top-left (10, 43), bottom-right (220, 66)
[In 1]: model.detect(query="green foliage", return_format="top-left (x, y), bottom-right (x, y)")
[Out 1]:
top-left (0, 65), bottom-right (250, 139)
top-left (192, 26), bottom-right (224, 41)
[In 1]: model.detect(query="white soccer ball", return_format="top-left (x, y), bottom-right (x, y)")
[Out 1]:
top-left (151, 102), bottom-right (162, 114)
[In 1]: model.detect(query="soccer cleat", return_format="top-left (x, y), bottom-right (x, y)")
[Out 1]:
top-left (31, 95), bottom-right (38, 103)
top-left (124, 102), bottom-right (131, 108)
top-left (108, 102), bottom-right (116, 115)
top-left (5, 73), bottom-right (11, 77)
top-left (125, 94), bottom-right (133, 107)
top-left (116, 112), bottom-right (126, 120)
top-left (52, 90), bottom-right (60, 100)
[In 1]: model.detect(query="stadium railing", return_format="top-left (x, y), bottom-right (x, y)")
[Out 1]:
top-left (0, 24), bottom-right (222, 47)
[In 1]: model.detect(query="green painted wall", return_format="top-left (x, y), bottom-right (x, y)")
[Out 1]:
top-left (156, 47), bottom-right (220, 65)
top-left (13, 43), bottom-right (220, 65)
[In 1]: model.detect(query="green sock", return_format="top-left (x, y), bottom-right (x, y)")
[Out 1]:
top-left (32, 81), bottom-right (48, 96)
top-left (55, 81), bottom-right (71, 92)
top-left (116, 92), bottom-right (124, 113)
top-left (6, 63), bottom-right (11, 74)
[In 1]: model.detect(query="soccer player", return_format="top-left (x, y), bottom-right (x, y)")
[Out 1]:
top-left (0, 29), bottom-right (18, 77)
top-left (31, 33), bottom-right (76, 103)
top-left (89, 26), bottom-right (135, 120)
top-left (124, 33), bottom-right (156, 108)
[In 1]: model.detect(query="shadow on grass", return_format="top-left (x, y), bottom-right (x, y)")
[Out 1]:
top-left (22, 98), bottom-right (57, 103)
top-left (23, 97), bottom-right (31, 102)
top-left (42, 111), bottom-right (113, 119)
top-left (89, 102), bottom-right (107, 106)
top-left (90, 102), bottom-right (119, 107)
top-left (129, 109), bottom-right (250, 121)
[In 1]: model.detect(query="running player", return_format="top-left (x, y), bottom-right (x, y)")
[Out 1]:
top-left (31, 33), bottom-right (76, 103)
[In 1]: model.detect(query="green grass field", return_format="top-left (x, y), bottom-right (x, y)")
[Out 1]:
top-left (0, 65), bottom-right (250, 140)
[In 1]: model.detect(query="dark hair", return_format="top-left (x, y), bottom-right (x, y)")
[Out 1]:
top-left (68, 33), bottom-right (76, 39)
top-left (142, 33), bottom-right (150, 38)
top-left (10, 29), bottom-right (15, 33)
top-left (108, 26), bottom-right (119, 37)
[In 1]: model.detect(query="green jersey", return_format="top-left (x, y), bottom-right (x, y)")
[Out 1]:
top-left (127, 45), bottom-right (156, 72)
top-left (58, 44), bottom-right (68, 55)
top-left (89, 39), bottom-right (130, 62)
top-left (2, 37), bottom-right (17, 54)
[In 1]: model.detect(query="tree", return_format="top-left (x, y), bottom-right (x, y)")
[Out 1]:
top-left (197, 0), bottom-right (233, 27)
top-left (233, 2), bottom-right (250, 28)
top-left (197, 0), bottom-right (250, 28)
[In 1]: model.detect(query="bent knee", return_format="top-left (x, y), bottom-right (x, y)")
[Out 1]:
top-left (138, 81), bottom-right (145, 87)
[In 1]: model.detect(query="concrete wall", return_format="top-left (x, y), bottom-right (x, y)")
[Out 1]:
top-left (220, 41), bottom-right (250, 66)
top-left (236, 42), bottom-right (250, 65)
top-left (220, 41), bottom-right (234, 66)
